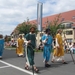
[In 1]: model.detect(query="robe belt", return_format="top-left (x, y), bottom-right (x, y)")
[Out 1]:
top-left (27, 45), bottom-right (35, 51)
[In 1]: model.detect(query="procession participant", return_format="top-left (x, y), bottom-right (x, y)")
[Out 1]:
top-left (24, 26), bottom-right (39, 73)
top-left (0, 34), bottom-right (4, 59)
top-left (51, 29), bottom-right (67, 64)
top-left (42, 28), bottom-right (53, 67)
top-left (16, 34), bottom-right (24, 57)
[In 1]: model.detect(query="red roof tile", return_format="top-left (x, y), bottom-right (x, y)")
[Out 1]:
top-left (11, 10), bottom-right (75, 35)
top-left (30, 10), bottom-right (75, 27)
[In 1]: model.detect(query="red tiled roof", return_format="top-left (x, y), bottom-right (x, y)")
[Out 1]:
top-left (11, 10), bottom-right (75, 35)
top-left (30, 10), bottom-right (75, 27)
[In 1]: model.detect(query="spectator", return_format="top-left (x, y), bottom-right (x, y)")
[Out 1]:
top-left (38, 40), bottom-right (43, 51)
top-left (70, 42), bottom-right (75, 53)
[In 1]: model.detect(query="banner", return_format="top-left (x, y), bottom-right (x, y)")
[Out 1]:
top-left (37, 2), bottom-right (43, 32)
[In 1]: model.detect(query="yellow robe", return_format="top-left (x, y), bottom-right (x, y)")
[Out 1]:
top-left (16, 38), bottom-right (24, 55)
top-left (53, 33), bottom-right (64, 57)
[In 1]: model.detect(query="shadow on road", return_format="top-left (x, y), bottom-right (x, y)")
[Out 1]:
top-left (36, 60), bottom-right (74, 74)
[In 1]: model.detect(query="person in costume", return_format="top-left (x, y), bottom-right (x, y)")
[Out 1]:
top-left (24, 26), bottom-right (39, 73)
top-left (42, 29), bottom-right (53, 67)
top-left (51, 29), bottom-right (67, 64)
top-left (0, 34), bottom-right (4, 59)
top-left (16, 34), bottom-right (24, 57)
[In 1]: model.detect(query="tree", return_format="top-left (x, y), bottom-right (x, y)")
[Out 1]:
top-left (17, 22), bottom-right (38, 35)
top-left (4, 35), bottom-right (11, 42)
top-left (46, 14), bottom-right (65, 38)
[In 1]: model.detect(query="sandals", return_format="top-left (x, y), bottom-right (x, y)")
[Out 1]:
top-left (25, 66), bottom-right (39, 73)
top-left (45, 64), bottom-right (51, 67)
top-left (62, 62), bottom-right (68, 64)
top-left (51, 59), bottom-right (55, 63)
top-left (34, 68), bottom-right (39, 73)
top-left (51, 60), bottom-right (54, 63)
top-left (0, 57), bottom-right (2, 60)
top-left (25, 66), bottom-right (29, 70)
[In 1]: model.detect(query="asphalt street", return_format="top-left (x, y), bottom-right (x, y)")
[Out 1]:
top-left (0, 49), bottom-right (75, 75)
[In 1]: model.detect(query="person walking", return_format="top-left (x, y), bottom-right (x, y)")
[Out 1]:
top-left (42, 29), bottom-right (53, 67)
top-left (16, 34), bottom-right (24, 57)
top-left (0, 34), bottom-right (4, 59)
top-left (24, 26), bottom-right (39, 73)
top-left (51, 29), bottom-right (67, 64)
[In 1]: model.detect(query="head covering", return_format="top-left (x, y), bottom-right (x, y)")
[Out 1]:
top-left (19, 34), bottom-right (22, 37)
top-left (0, 34), bottom-right (3, 39)
top-left (45, 28), bottom-right (50, 33)
top-left (57, 29), bottom-right (62, 33)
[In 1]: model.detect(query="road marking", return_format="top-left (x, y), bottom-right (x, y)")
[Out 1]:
top-left (0, 60), bottom-right (38, 75)
top-left (0, 66), bottom-right (10, 69)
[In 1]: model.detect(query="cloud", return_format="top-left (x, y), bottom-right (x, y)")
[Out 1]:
top-left (0, 0), bottom-right (75, 36)
top-left (43, 0), bottom-right (75, 16)
top-left (0, 0), bottom-right (38, 35)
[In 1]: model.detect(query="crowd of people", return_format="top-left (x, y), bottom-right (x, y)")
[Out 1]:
top-left (0, 27), bottom-right (75, 73)
top-left (64, 42), bottom-right (75, 54)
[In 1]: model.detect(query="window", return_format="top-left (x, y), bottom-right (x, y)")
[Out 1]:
top-left (65, 23), bottom-right (72, 28)
top-left (66, 39), bottom-right (72, 43)
top-left (61, 18), bottom-right (65, 22)
top-left (72, 16), bottom-right (75, 19)
top-left (66, 30), bottom-right (73, 35)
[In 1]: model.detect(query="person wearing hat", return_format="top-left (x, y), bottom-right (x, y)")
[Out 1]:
top-left (16, 34), bottom-right (24, 57)
top-left (51, 29), bottom-right (67, 64)
top-left (24, 26), bottom-right (39, 73)
top-left (41, 28), bottom-right (53, 67)
top-left (0, 34), bottom-right (4, 59)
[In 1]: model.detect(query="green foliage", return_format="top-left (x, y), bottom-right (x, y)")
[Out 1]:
top-left (7, 37), bottom-right (11, 41)
top-left (4, 35), bottom-right (11, 42)
top-left (46, 14), bottom-right (65, 38)
top-left (49, 23), bottom-right (64, 38)
top-left (4, 35), bottom-right (8, 42)
top-left (17, 22), bottom-right (38, 35)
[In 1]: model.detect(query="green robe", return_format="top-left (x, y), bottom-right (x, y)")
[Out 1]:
top-left (25, 33), bottom-right (36, 66)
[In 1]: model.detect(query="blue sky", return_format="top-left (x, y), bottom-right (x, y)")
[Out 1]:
top-left (0, 0), bottom-right (75, 36)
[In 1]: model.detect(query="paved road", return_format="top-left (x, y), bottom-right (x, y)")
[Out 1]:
top-left (0, 49), bottom-right (75, 75)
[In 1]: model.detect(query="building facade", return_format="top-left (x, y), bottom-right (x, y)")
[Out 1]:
top-left (11, 10), bottom-right (75, 45)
